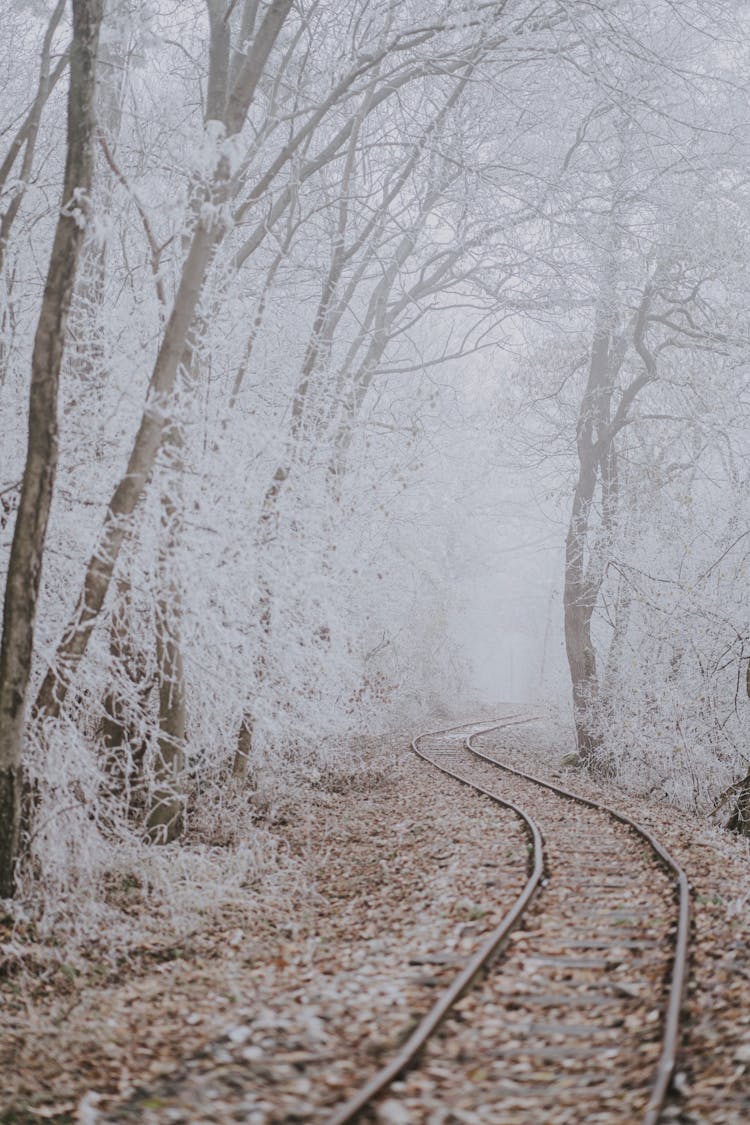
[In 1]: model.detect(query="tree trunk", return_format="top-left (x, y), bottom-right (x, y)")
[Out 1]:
top-left (727, 663), bottom-right (750, 835)
top-left (727, 771), bottom-right (750, 836)
top-left (146, 433), bottom-right (188, 842)
top-left (603, 569), bottom-right (632, 699)
top-left (0, 0), bottom-right (69, 277)
top-left (563, 501), bottom-right (602, 763)
top-left (0, 0), bottom-right (102, 898)
top-left (563, 315), bottom-right (611, 767)
top-left (68, 1), bottom-right (128, 396)
top-left (232, 714), bottom-right (254, 783)
top-left (146, 586), bottom-right (186, 841)
top-left (100, 576), bottom-right (151, 802)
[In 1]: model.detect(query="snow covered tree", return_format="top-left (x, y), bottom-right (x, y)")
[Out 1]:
top-left (0, 0), bottom-right (102, 897)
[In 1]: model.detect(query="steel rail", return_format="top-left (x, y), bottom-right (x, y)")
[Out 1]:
top-left (466, 727), bottom-right (691, 1125)
top-left (325, 717), bottom-right (545, 1125)
top-left (325, 713), bottom-right (689, 1125)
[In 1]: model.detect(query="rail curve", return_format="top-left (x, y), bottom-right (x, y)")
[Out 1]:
top-left (326, 714), bottom-right (690, 1125)
top-left (467, 722), bottom-right (690, 1125)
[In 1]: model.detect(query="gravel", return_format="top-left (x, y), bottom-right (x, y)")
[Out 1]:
top-left (3, 716), bottom-right (749, 1125)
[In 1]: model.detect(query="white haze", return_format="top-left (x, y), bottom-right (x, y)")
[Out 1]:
top-left (1, 0), bottom-right (750, 935)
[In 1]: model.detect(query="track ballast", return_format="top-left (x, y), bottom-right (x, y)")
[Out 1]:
top-left (327, 715), bottom-right (689, 1125)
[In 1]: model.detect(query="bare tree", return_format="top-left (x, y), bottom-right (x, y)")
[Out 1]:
top-left (32, 2), bottom-right (296, 822)
top-left (32, 1), bottom-right (532, 823)
top-left (0, 0), bottom-right (103, 898)
top-left (0, 1), bottom-right (70, 277)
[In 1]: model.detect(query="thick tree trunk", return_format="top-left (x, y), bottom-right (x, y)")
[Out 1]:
top-left (0, 0), bottom-right (102, 898)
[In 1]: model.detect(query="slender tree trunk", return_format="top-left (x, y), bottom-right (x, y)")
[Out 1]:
top-left (147, 508), bottom-right (186, 840)
top-left (68, 1), bottom-right (128, 395)
top-left (0, 0), bottom-right (69, 277)
top-left (232, 714), bottom-right (254, 783)
top-left (100, 576), bottom-right (151, 800)
top-left (563, 480), bottom-right (602, 763)
top-left (563, 279), bottom-right (654, 768)
top-left (0, 0), bottom-right (102, 899)
top-left (146, 418), bottom-right (188, 840)
top-left (727, 662), bottom-right (750, 835)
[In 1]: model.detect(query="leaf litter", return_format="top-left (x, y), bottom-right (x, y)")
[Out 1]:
top-left (1, 720), bottom-right (749, 1123)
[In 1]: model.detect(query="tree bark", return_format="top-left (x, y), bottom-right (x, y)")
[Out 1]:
top-left (147, 556), bottom-right (186, 841)
top-left (727, 664), bottom-right (750, 835)
top-left (0, 0), bottom-right (102, 899)
top-left (563, 308), bottom-right (614, 767)
top-left (146, 422), bottom-right (189, 841)
top-left (0, 0), bottom-right (70, 277)
top-left (727, 770), bottom-right (750, 836)
top-left (232, 714), bottom-right (254, 783)
top-left (100, 576), bottom-right (151, 802)
top-left (563, 274), bottom-right (656, 768)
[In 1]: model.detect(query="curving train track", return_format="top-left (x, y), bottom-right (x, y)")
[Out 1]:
top-left (327, 714), bottom-right (690, 1125)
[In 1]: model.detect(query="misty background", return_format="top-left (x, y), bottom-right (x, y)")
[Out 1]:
top-left (2, 0), bottom-right (750, 928)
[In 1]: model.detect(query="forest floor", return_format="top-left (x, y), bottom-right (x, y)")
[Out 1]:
top-left (2, 717), bottom-right (750, 1124)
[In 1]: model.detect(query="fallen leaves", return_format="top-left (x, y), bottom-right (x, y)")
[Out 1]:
top-left (1, 741), bottom-right (527, 1123)
top-left (2, 722), bottom-right (750, 1123)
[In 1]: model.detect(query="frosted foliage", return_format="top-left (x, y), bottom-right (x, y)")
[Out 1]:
top-left (511, 273), bottom-right (750, 807)
top-left (1, 0), bottom-right (749, 938)
top-left (594, 434), bottom-right (750, 809)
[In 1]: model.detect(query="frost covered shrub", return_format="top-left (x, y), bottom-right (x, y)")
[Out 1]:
top-left (588, 451), bottom-right (750, 810)
top-left (8, 345), bottom-right (479, 946)
top-left (5, 0), bottom-right (647, 937)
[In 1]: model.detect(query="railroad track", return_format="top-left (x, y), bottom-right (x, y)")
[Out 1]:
top-left (327, 714), bottom-right (689, 1125)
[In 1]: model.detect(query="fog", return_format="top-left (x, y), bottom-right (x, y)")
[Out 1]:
top-left (2, 0), bottom-right (750, 915)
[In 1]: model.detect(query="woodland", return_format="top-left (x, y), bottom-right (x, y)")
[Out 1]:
top-left (1, 0), bottom-right (750, 949)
